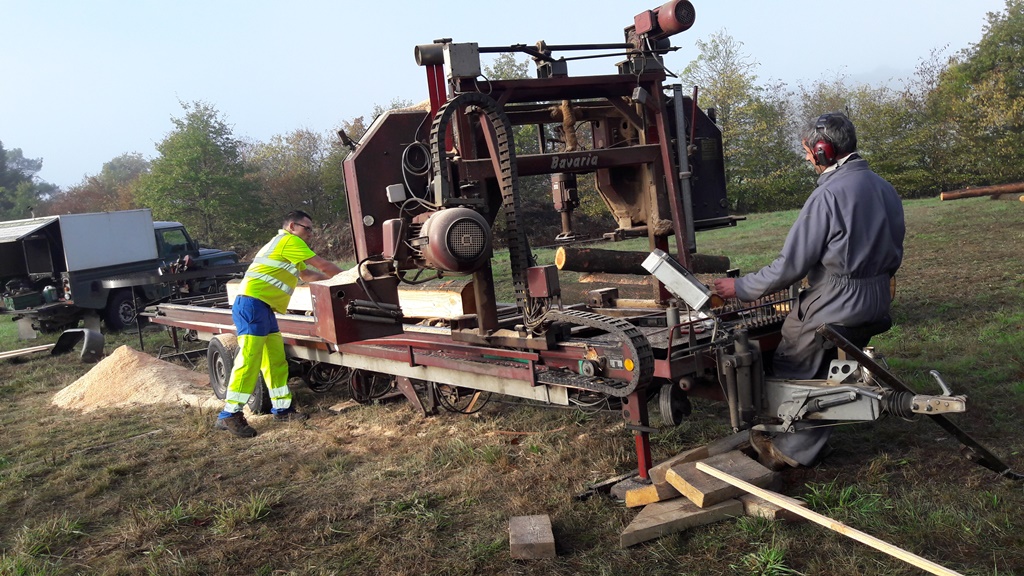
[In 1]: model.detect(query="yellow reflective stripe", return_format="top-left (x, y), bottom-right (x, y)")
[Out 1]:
top-left (226, 391), bottom-right (251, 404)
top-left (243, 271), bottom-right (295, 295)
top-left (240, 231), bottom-right (306, 313)
top-left (267, 384), bottom-right (291, 397)
top-left (255, 233), bottom-right (288, 257)
top-left (252, 255), bottom-right (299, 275)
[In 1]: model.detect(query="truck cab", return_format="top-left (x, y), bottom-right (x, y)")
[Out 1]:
top-left (154, 222), bottom-right (238, 268)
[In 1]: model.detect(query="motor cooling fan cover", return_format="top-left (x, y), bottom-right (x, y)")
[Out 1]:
top-left (419, 207), bottom-right (492, 272)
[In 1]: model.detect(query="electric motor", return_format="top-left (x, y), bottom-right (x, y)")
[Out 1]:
top-left (417, 207), bottom-right (492, 273)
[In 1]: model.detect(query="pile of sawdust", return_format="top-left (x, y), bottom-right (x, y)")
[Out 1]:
top-left (52, 345), bottom-right (221, 413)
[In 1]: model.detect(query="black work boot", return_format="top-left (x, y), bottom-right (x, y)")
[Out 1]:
top-left (215, 413), bottom-right (257, 438)
top-left (273, 408), bottom-right (309, 422)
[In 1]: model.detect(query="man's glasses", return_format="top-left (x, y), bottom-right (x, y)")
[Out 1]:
top-left (294, 222), bottom-right (313, 233)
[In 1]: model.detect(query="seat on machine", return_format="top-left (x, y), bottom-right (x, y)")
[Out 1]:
top-left (821, 314), bottom-right (893, 349)
top-left (810, 315), bottom-right (892, 379)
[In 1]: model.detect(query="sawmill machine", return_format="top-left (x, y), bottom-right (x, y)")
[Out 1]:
top-left (315, 0), bottom-right (987, 478)
top-left (155, 1), bottom-right (1017, 481)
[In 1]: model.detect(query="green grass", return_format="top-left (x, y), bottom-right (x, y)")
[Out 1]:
top-left (0, 196), bottom-right (1021, 575)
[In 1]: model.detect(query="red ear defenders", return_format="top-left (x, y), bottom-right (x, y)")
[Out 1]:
top-left (811, 114), bottom-right (837, 166)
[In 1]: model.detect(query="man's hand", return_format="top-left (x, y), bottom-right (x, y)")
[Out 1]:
top-left (713, 277), bottom-right (737, 299)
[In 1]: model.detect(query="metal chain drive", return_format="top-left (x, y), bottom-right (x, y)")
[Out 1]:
top-left (538, 309), bottom-right (654, 397)
top-left (429, 92), bottom-right (531, 309)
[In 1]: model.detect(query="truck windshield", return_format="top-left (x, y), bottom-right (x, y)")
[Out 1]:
top-left (158, 229), bottom-right (190, 258)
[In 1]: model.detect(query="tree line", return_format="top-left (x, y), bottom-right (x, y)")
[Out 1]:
top-left (2, 1), bottom-right (1021, 257)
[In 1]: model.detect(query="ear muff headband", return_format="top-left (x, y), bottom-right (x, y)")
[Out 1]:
top-left (812, 114), bottom-right (837, 166)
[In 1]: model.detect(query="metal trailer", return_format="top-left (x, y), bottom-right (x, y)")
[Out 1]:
top-left (151, 1), bottom-right (1015, 481)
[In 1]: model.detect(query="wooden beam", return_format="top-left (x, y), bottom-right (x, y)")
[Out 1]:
top-left (619, 497), bottom-right (742, 548)
top-left (648, 430), bottom-right (749, 484)
top-left (555, 246), bottom-right (731, 275)
top-left (625, 481), bottom-right (681, 508)
top-left (509, 515), bottom-right (556, 559)
top-left (666, 450), bottom-right (774, 508)
top-left (939, 181), bottom-right (1024, 201)
top-left (696, 462), bottom-right (964, 576)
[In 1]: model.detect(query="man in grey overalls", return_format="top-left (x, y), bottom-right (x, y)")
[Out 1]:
top-left (714, 112), bottom-right (905, 467)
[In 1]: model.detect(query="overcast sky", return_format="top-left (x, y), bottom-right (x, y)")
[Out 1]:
top-left (0, 0), bottom-right (1009, 189)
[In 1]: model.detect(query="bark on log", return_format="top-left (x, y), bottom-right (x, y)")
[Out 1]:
top-left (939, 182), bottom-right (1024, 201)
top-left (555, 247), bottom-right (730, 274)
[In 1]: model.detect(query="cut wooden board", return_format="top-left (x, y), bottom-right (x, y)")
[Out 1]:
top-left (509, 515), bottom-right (556, 559)
top-left (0, 343), bottom-right (55, 360)
top-left (649, 430), bottom-right (749, 484)
top-left (610, 476), bottom-right (649, 501)
top-left (665, 450), bottom-right (774, 508)
top-left (620, 497), bottom-right (743, 548)
top-left (625, 481), bottom-right (681, 508)
top-left (739, 493), bottom-right (806, 522)
top-left (227, 277), bottom-right (473, 319)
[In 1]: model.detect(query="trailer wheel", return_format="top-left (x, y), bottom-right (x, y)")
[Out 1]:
top-left (246, 377), bottom-right (273, 415)
top-left (658, 382), bottom-right (691, 427)
top-left (206, 334), bottom-right (272, 414)
top-left (434, 383), bottom-right (491, 414)
top-left (207, 335), bottom-right (239, 400)
top-left (103, 290), bottom-right (137, 331)
top-left (349, 370), bottom-right (394, 404)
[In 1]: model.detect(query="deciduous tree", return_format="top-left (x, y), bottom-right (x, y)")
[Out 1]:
top-left (681, 31), bottom-right (807, 212)
top-left (134, 101), bottom-right (261, 247)
top-left (47, 152), bottom-right (150, 214)
top-left (0, 141), bottom-right (57, 220)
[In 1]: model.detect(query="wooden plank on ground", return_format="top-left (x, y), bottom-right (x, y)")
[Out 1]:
top-left (610, 476), bottom-right (648, 501)
top-left (665, 450), bottom-right (774, 508)
top-left (509, 515), bottom-right (556, 559)
top-left (620, 497), bottom-right (743, 548)
top-left (625, 481), bottom-right (680, 508)
top-left (697, 462), bottom-right (964, 576)
top-left (0, 343), bottom-right (55, 360)
top-left (739, 493), bottom-right (806, 522)
top-left (649, 430), bottom-right (749, 484)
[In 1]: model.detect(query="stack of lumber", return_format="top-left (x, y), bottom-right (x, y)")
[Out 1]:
top-left (618, 431), bottom-right (803, 547)
top-left (615, 433), bottom-right (966, 575)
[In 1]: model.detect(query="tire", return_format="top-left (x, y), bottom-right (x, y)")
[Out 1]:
top-left (207, 335), bottom-right (239, 400)
top-left (247, 375), bottom-right (273, 415)
top-left (658, 382), bottom-right (691, 427)
top-left (103, 290), bottom-right (136, 332)
top-left (206, 334), bottom-right (272, 414)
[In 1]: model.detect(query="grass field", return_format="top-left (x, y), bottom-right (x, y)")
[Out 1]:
top-left (0, 196), bottom-right (1022, 575)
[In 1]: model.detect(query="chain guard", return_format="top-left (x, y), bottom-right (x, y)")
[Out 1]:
top-left (537, 310), bottom-right (654, 397)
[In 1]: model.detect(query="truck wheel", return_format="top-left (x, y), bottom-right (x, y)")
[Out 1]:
top-left (207, 335), bottom-right (239, 400)
top-left (103, 290), bottom-right (136, 331)
top-left (206, 333), bottom-right (273, 414)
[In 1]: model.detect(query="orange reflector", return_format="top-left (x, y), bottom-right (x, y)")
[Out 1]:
top-left (624, 358), bottom-right (635, 371)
